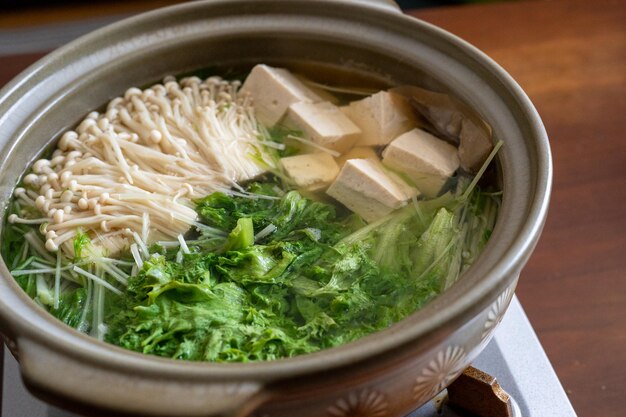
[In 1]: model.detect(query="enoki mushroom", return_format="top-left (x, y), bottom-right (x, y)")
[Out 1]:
top-left (10, 76), bottom-right (274, 257)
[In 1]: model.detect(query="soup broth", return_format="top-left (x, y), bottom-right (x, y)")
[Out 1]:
top-left (2, 64), bottom-right (500, 362)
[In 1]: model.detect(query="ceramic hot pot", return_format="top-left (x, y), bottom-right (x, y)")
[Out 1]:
top-left (0, 1), bottom-right (551, 416)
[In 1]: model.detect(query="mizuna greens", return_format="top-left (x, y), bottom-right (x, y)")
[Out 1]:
top-left (3, 175), bottom-right (499, 361)
top-left (2, 67), bottom-right (502, 362)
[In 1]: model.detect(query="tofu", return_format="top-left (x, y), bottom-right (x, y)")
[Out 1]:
top-left (326, 159), bottom-right (413, 222)
top-left (335, 147), bottom-right (420, 200)
top-left (336, 146), bottom-right (379, 167)
top-left (286, 101), bottom-right (361, 153)
top-left (382, 128), bottom-right (460, 198)
top-left (384, 168), bottom-right (420, 201)
top-left (342, 91), bottom-right (414, 146)
top-left (281, 153), bottom-right (340, 191)
top-left (239, 64), bottom-right (321, 127)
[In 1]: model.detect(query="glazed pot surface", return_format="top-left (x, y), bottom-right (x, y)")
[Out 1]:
top-left (0, 1), bottom-right (551, 416)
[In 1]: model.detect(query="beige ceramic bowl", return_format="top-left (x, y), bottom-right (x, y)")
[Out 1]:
top-left (0, 1), bottom-right (551, 416)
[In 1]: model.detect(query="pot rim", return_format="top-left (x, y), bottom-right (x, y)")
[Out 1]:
top-left (0, 0), bottom-right (551, 380)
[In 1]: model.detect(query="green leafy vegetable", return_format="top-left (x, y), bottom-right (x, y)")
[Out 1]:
top-left (50, 288), bottom-right (88, 328)
top-left (222, 218), bottom-right (255, 252)
top-left (265, 125), bottom-right (305, 157)
top-left (73, 230), bottom-right (91, 260)
top-left (102, 180), bottom-right (499, 362)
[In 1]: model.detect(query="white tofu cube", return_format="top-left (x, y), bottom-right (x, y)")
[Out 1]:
top-left (382, 128), bottom-right (460, 197)
top-left (384, 168), bottom-right (420, 201)
top-left (342, 91), bottom-right (414, 146)
top-left (326, 159), bottom-right (414, 222)
top-left (335, 148), bottom-right (419, 201)
top-left (287, 101), bottom-right (361, 153)
top-left (281, 153), bottom-right (340, 191)
top-left (240, 64), bottom-right (321, 127)
top-left (336, 146), bottom-right (379, 167)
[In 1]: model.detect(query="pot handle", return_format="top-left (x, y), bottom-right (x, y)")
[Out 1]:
top-left (17, 337), bottom-right (266, 417)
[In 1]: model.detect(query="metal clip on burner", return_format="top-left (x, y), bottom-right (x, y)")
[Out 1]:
top-left (447, 366), bottom-right (521, 417)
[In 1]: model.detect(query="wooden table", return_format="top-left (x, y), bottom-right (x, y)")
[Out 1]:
top-left (1, 1), bottom-right (624, 416)
top-left (410, 2), bottom-right (626, 415)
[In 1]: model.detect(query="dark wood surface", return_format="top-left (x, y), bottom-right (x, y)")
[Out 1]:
top-left (1, 1), bottom-right (624, 416)
top-left (410, 2), bottom-right (626, 416)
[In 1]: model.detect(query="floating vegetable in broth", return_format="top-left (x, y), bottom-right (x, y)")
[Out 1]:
top-left (390, 85), bottom-right (493, 172)
top-left (2, 64), bottom-right (501, 362)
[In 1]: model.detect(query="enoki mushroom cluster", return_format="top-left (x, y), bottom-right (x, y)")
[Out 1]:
top-left (10, 76), bottom-right (273, 257)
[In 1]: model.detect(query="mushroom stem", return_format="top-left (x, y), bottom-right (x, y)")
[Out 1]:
top-left (15, 76), bottom-right (275, 255)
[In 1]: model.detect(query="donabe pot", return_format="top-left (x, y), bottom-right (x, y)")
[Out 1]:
top-left (0, 1), bottom-right (551, 416)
